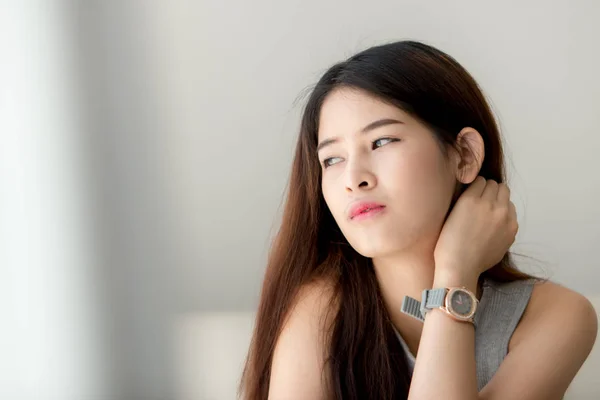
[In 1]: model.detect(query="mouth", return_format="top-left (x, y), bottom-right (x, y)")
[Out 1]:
top-left (349, 203), bottom-right (386, 220)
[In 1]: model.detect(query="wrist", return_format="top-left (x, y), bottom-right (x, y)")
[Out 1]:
top-left (433, 267), bottom-right (480, 294)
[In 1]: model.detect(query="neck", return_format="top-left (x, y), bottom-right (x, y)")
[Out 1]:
top-left (372, 246), bottom-right (436, 326)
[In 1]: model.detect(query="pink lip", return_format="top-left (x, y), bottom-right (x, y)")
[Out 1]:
top-left (348, 201), bottom-right (386, 220)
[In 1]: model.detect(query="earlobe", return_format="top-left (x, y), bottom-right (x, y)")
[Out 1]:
top-left (454, 127), bottom-right (485, 184)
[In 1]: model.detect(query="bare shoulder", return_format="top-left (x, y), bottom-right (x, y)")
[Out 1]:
top-left (511, 279), bottom-right (598, 350)
top-left (268, 278), bottom-right (339, 400)
top-left (523, 279), bottom-right (596, 333)
top-left (509, 280), bottom-right (598, 360)
top-left (285, 279), bottom-right (339, 326)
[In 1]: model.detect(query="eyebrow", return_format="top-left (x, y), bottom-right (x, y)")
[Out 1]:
top-left (316, 118), bottom-right (404, 152)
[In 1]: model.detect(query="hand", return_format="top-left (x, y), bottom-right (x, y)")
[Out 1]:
top-left (434, 176), bottom-right (518, 280)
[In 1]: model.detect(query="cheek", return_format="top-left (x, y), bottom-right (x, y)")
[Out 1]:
top-left (380, 150), bottom-right (453, 218)
top-left (380, 150), bottom-right (442, 192)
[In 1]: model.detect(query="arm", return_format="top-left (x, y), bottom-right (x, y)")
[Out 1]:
top-left (407, 269), bottom-right (481, 400)
top-left (407, 176), bottom-right (598, 398)
top-left (408, 273), bottom-right (598, 400)
top-left (268, 281), bottom-right (336, 400)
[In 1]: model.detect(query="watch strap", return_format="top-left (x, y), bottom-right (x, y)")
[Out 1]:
top-left (420, 287), bottom-right (447, 317)
top-left (400, 295), bottom-right (425, 322)
top-left (400, 287), bottom-right (448, 322)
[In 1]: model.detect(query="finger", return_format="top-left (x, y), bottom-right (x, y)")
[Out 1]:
top-left (481, 179), bottom-right (499, 201)
top-left (508, 201), bottom-right (517, 222)
top-left (508, 201), bottom-right (519, 236)
top-left (466, 176), bottom-right (487, 197)
top-left (497, 183), bottom-right (511, 204)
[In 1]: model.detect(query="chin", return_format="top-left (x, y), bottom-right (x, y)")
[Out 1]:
top-left (347, 238), bottom-right (408, 259)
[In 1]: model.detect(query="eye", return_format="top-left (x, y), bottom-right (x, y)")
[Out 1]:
top-left (322, 157), bottom-right (342, 168)
top-left (321, 138), bottom-right (400, 169)
top-left (372, 137), bottom-right (399, 149)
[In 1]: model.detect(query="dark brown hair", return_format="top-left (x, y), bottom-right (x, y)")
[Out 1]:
top-left (239, 40), bottom-right (542, 399)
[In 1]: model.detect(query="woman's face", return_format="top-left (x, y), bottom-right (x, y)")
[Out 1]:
top-left (317, 87), bottom-right (458, 258)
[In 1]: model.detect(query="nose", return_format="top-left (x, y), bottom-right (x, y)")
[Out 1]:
top-left (344, 162), bottom-right (377, 193)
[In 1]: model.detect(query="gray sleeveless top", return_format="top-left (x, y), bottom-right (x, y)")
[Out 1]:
top-left (394, 276), bottom-right (538, 391)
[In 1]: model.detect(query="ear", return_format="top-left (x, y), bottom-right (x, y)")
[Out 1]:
top-left (453, 127), bottom-right (485, 184)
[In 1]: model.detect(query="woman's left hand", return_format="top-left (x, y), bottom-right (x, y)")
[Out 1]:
top-left (434, 176), bottom-right (519, 280)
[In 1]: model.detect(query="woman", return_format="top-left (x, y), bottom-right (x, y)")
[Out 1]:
top-left (239, 40), bottom-right (597, 399)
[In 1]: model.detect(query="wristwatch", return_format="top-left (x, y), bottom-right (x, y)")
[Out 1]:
top-left (401, 286), bottom-right (479, 325)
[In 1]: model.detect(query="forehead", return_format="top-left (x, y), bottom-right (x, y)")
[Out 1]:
top-left (317, 87), bottom-right (415, 140)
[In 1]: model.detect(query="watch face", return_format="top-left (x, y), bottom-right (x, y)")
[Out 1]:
top-left (449, 290), bottom-right (473, 316)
